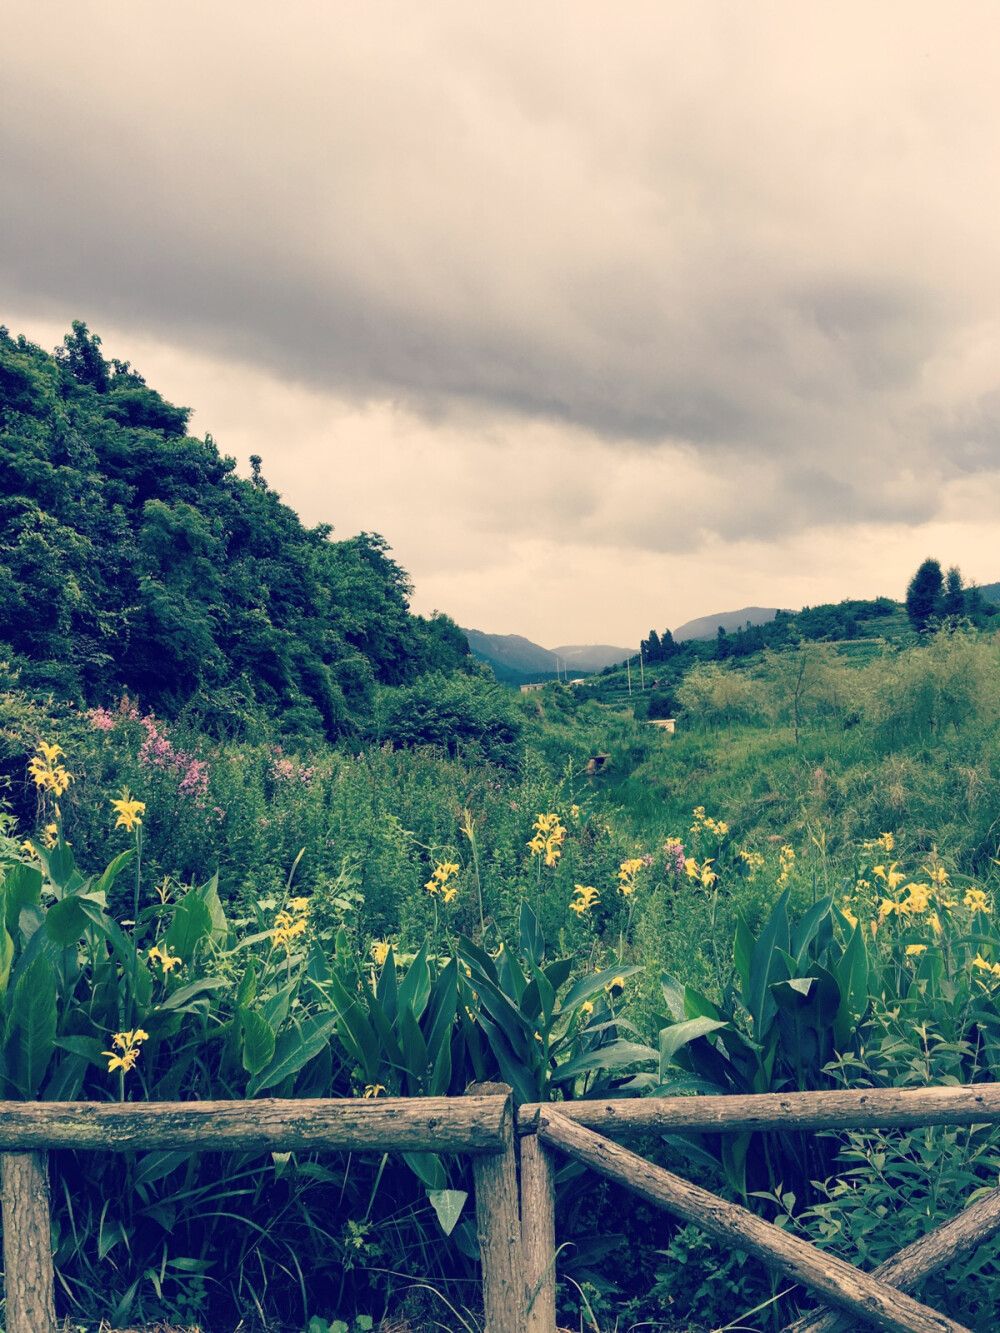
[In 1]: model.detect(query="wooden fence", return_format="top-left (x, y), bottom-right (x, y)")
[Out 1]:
top-left (5, 1083), bottom-right (1000, 1333)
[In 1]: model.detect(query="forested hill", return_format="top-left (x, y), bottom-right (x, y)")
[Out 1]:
top-left (0, 322), bottom-right (471, 736)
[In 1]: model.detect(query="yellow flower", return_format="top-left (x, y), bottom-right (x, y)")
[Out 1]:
top-left (873, 862), bottom-right (905, 892)
top-left (841, 904), bottom-right (859, 929)
top-left (927, 911), bottom-right (942, 935)
top-left (20, 839), bottom-right (38, 858)
top-left (905, 944), bottom-right (927, 957)
top-left (41, 823), bottom-right (58, 850)
top-left (900, 884), bottom-right (930, 914)
top-left (363, 1084), bottom-right (386, 1098)
top-left (569, 884), bottom-right (600, 916)
top-left (102, 1028), bottom-right (149, 1075)
top-left (878, 897), bottom-right (899, 921)
top-left (147, 944), bottom-right (183, 975)
top-left (864, 832), bottom-right (895, 853)
top-left (778, 845), bottom-right (796, 888)
top-left (370, 940), bottom-right (391, 966)
top-left (605, 975), bottom-right (625, 997)
top-left (110, 791), bottom-right (146, 833)
top-left (425, 859), bottom-right (460, 895)
top-left (27, 742), bottom-right (72, 797)
top-left (964, 888), bottom-right (990, 914)
top-left (925, 864), bottom-right (950, 887)
top-left (270, 898), bottom-right (310, 951)
top-left (441, 884), bottom-right (458, 903)
top-left (617, 858), bottom-right (643, 896)
top-left (579, 1001), bottom-right (594, 1018)
top-left (527, 813), bottom-right (568, 867)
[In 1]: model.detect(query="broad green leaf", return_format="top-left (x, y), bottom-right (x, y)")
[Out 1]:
top-left (458, 936), bottom-right (499, 985)
top-left (235, 958), bottom-right (258, 1008)
top-left (2, 864), bottom-right (42, 936)
top-left (774, 977), bottom-right (815, 1000)
top-left (45, 894), bottom-right (96, 948)
top-left (401, 1150), bottom-right (446, 1189)
top-left (428, 1027), bottom-right (452, 1096)
top-left (240, 1006), bottom-right (276, 1074)
top-left (5, 954), bottom-right (57, 1098)
top-left (519, 900), bottom-right (545, 966)
top-left (428, 1188), bottom-right (467, 1235)
top-left (195, 872), bottom-right (228, 944)
top-left (561, 963), bottom-right (643, 1013)
top-left (423, 959), bottom-right (458, 1064)
top-left (376, 946), bottom-right (399, 1020)
top-left (747, 889), bottom-right (791, 1037)
top-left (93, 851), bottom-right (134, 901)
top-left (165, 890), bottom-right (214, 963)
top-left (733, 913), bottom-right (754, 996)
top-left (658, 1017), bottom-right (730, 1074)
top-left (497, 943), bottom-right (527, 1004)
top-left (324, 970), bottom-right (381, 1079)
top-left (397, 943), bottom-right (432, 1021)
top-left (160, 977), bottom-right (229, 1011)
top-left (398, 1005), bottom-right (429, 1091)
top-left (0, 926), bottom-right (13, 998)
top-left (555, 1039), bottom-right (658, 1083)
top-left (683, 986), bottom-right (722, 1023)
top-left (37, 842), bottom-right (82, 894)
top-left (247, 1013), bottom-right (339, 1096)
top-left (53, 1035), bottom-right (108, 1069)
top-left (791, 896), bottom-right (835, 966)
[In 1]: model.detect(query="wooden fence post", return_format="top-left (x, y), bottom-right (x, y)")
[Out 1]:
top-left (520, 1132), bottom-right (557, 1333)
top-left (1, 1150), bottom-right (57, 1333)
top-left (466, 1083), bottom-right (526, 1333)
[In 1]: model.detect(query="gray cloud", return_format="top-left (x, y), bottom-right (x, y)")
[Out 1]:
top-left (4, 0), bottom-right (1000, 573)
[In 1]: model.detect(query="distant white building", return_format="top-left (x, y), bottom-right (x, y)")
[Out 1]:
top-left (647, 718), bottom-right (676, 733)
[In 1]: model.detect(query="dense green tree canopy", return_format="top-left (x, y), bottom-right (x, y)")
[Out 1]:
top-left (0, 322), bottom-right (472, 736)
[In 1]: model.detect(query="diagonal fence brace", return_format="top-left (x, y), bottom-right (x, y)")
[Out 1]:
top-left (538, 1109), bottom-right (971, 1333)
top-left (783, 1184), bottom-right (1000, 1333)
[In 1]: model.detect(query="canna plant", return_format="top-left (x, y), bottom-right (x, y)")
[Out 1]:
top-left (458, 900), bottom-right (657, 1106)
top-left (656, 887), bottom-right (871, 1204)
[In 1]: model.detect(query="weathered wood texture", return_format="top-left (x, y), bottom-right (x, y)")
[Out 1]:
top-left (467, 1083), bottom-right (526, 1333)
top-left (0, 1096), bottom-right (507, 1154)
top-left (1, 1151), bottom-right (57, 1333)
top-left (520, 1132), bottom-right (557, 1333)
top-left (519, 1084), bottom-right (1000, 1137)
top-left (784, 1185), bottom-right (1000, 1333)
top-left (538, 1110), bottom-right (971, 1333)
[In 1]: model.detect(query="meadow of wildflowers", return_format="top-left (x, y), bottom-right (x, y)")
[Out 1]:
top-left (7, 629), bottom-right (1000, 1328)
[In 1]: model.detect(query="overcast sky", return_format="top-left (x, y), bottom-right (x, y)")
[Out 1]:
top-left (5, 2), bottom-right (1000, 646)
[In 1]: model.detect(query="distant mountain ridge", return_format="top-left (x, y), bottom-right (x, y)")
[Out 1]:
top-left (463, 629), bottom-right (633, 683)
top-left (673, 606), bottom-right (781, 642)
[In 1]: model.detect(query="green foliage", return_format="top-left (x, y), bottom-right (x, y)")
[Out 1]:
top-left (907, 556), bottom-right (944, 632)
top-left (0, 323), bottom-right (476, 740)
top-left (657, 890), bottom-right (870, 1203)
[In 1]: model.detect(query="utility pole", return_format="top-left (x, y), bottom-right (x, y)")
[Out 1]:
top-left (626, 657), bottom-right (632, 695)
top-left (639, 647), bottom-right (645, 691)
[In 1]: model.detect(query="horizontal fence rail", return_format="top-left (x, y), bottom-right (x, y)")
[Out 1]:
top-left (518, 1082), bottom-right (1000, 1137)
top-left (0, 1090), bottom-right (525, 1333)
top-left (5, 1086), bottom-right (1000, 1333)
top-left (0, 1095), bottom-right (510, 1154)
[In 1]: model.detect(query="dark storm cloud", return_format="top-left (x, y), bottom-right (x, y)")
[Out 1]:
top-left (4, 0), bottom-right (1000, 555)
